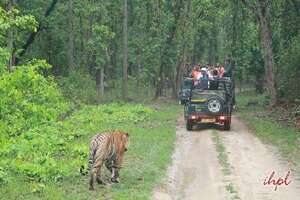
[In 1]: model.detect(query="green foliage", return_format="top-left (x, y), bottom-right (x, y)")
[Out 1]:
top-left (277, 36), bottom-right (300, 101)
top-left (0, 6), bottom-right (38, 46)
top-left (0, 6), bottom-right (34, 31)
top-left (237, 92), bottom-right (300, 165)
top-left (0, 103), bottom-right (154, 185)
top-left (0, 0), bottom-right (299, 197)
top-left (0, 167), bottom-right (7, 185)
top-left (57, 69), bottom-right (100, 104)
top-left (0, 103), bottom-right (180, 200)
top-left (0, 60), bottom-right (70, 137)
top-left (87, 24), bottom-right (115, 69)
top-left (0, 5), bottom-right (38, 73)
top-left (0, 47), bottom-right (10, 70)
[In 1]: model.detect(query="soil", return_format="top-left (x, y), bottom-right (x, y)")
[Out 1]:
top-left (152, 116), bottom-right (300, 200)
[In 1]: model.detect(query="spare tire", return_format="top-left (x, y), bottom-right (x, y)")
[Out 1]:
top-left (207, 96), bottom-right (224, 114)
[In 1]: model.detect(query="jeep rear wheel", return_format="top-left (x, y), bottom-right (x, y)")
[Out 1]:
top-left (186, 121), bottom-right (193, 131)
top-left (224, 121), bottom-right (231, 131)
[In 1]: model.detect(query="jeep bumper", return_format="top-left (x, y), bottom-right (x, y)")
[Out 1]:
top-left (187, 113), bottom-right (231, 124)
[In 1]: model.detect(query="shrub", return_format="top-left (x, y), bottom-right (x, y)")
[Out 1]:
top-left (0, 60), bottom-right (70, 137)
top-left (57, 69), bottom-right (100, 104)
top-left (0, 102), bottom-right (153, 183)
top-left (277, 36), bottom-right (300, 102)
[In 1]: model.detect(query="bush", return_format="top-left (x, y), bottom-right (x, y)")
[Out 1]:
top-left (0, 60), bottom-right (70, 137)
top-left (277, 36), bottom-right (300, 102)
top-left (0, 102), bottom-right (153, 183)
top-left (0, 167), bottom-right (7, 185)
top-left (57, 69), bottom-right (100, 104)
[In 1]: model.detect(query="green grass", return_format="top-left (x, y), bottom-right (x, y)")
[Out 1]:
top-left (0, 102), bottom-right (180, 200)
top-left (236, 91), bottom-right (300, 166)
top-left (212, 131), bottom-right (231, 176)
top-left (212, 131), bottom-right (240, 200)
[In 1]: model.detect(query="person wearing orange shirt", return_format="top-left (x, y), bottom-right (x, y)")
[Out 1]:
top-left (218, 65), bottom-right (225, 77)
top-left (191, 65), bottom-right (201, 86)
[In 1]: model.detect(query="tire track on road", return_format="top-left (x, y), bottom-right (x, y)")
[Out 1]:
top-left (212, 130), bottom-right (240, 200)
top-left (221, 116), bottom-right (300, 200)
top-left (152, 116), bottom-right (229, 200)
top-left (152, 115), bottom-right (300, 200)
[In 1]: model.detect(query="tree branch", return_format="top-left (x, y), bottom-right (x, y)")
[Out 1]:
top-left (241, 0), bottom-right (258, 13)
top-left (240, 0), bottom-right (260, 19)
top-left (15, 0), bottom-right (59, 65)
top-left (290, 0), bottom-right (300, 15)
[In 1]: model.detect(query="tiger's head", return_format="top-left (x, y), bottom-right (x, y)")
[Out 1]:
top-left (112, 131), bottom-right (130, 153)
top-left (121, 132), bottom-right (129, 152)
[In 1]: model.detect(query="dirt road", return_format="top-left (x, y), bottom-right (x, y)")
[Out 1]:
top-left (152, 116), bottom-right (300, 200)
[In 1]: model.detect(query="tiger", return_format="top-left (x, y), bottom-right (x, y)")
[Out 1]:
top-left (88, 130), bottom-right (129, 190)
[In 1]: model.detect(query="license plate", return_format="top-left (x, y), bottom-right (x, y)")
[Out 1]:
top-left (201, 118), bottom-right (216, 123)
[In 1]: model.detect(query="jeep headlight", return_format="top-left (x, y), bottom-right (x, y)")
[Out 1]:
top-left (207, 99), bottom-right (221, 113)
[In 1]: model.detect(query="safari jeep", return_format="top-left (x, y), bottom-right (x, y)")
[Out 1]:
top-left (184, 77), bottom-right (233, 131)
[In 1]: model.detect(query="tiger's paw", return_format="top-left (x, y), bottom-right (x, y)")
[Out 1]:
top-left (96, 177), bottom-right (107, 185)
top-left (111, 178), bottom-right (120, 183)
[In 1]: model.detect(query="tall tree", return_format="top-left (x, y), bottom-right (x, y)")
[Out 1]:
top-left (241, 0), bottom-right (277, 105)
top-left (15, 0), bottom-right (59, 65)
top-left (122, 0), bottom-right (128, 99)
top-left (155, 0), bottom-right (184, 98)
top-left (68, 0), bottom-right (75, 71)
top-left (6, 0), bottom-right (13, 71)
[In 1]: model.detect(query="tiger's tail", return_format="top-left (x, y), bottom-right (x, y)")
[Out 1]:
top-left (88, 143), bottom-right (97, 171)
top-left (80, 145), bottom-right (96, 176)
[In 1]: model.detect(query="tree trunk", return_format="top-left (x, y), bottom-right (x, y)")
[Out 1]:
top-left (122, 0), bottom-right (128, 100)
top-left (68, 0), bottom-right (75, 72)
top-left (96, 69), bottom-right (100, 94)
top-left (171, 76), bottom-right (177, 99)
top-left (96, 68), bottom-right (105, 96)
top-left (85, 0), bottom-right (94, 73)
top-left (136, 48), bottom-right (142, 94)
top-left (6, 1), bottom-right (13, 72)
top-left (100, 67), bottom-right (104, 95)
top-left (255, 73), bottom-right (264, 94)
top-left (240, 0), bottom-right (277, 104)
top-left (257, 3), bottom-right (277, 105)
top-left (154, 0), bottom-right (183, 99)
top-left (175, 0), bottom-right (191, 79)
top-left (290, 0), bottom-right (300, 15)
top-left (208, 36), bottom-right (215, 64)
top-left (174, 61), bottom-right (182, 98)
top-left (15, 0), bottom-right (59, 65)
top-left (231, 0), bottom-right (238, 59)
top-left (155, 47), bottom-right (164, 98)
top-left (79, 12), bottom-right (84, 67)
top-left (175, 47), bottom-right (186, 99)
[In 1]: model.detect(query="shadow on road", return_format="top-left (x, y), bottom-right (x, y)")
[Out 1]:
top-left (191, 123), bottom-right (223, 131)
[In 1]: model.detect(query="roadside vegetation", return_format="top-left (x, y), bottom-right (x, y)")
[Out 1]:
top-left (0, 55), bottom-right (180, 199)
top-left (1, 0), bottom-right (300, 199)
top-left (236, 91), bottom-right (300, 167)
top-left (0, 77), bottom-right (180, 200)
